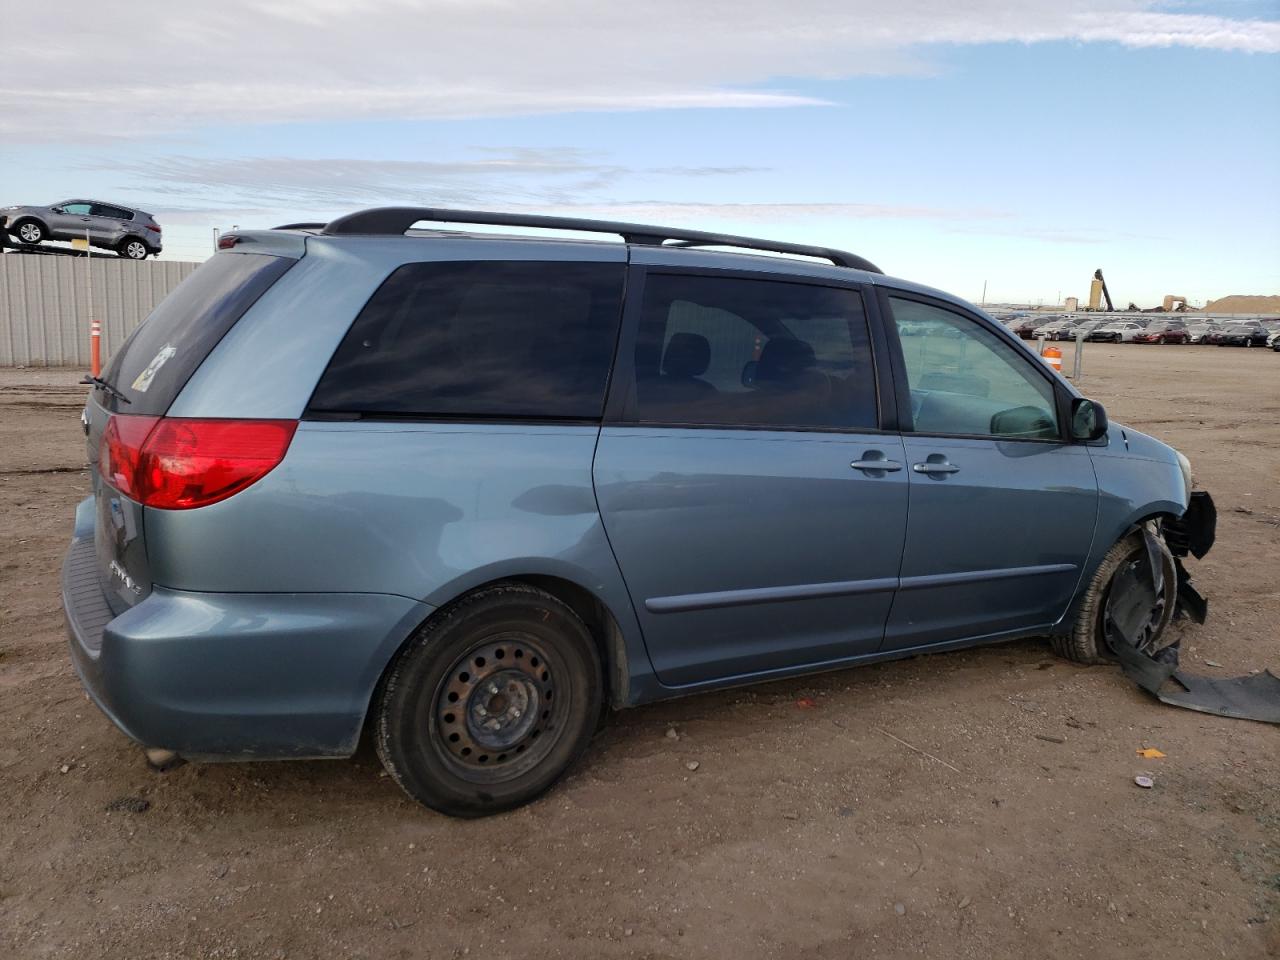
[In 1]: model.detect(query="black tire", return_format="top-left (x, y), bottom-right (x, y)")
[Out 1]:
top-left (14, 219), bottom-right (45, 245)
top-left (119, 238), bottom-right (149, 260)
top-left (375, 583), bottom-right (602, 817)
top-left (1052, 529), bottom-right (1177, 665)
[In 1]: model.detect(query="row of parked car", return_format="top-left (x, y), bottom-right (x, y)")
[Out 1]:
top-left (999, 314), bottom-right (1280, 349)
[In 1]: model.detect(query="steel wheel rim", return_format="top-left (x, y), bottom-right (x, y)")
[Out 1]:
top-left (126, 241), bottom-right (146, 259)
top-left (431, 634), bottom-right (568, 782)
top-left (19, 224), bottom-right (40, 242)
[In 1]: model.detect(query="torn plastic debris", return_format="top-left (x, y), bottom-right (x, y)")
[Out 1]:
top-left (1105, 517), bottom-right (1280, 725)
top-left (1115, 639), bottom-right (1280, 724)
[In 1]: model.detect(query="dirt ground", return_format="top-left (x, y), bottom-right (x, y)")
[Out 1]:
top-left (1, 345), bottom-right (1277, 960)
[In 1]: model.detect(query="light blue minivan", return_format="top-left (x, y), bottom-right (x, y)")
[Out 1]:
top-left (64, 208), bottom-right (1215, 816)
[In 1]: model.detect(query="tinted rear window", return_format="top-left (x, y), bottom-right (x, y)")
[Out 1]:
top-left (99, 253), bottom-right (294, 415)
top-left (309, 260), bottom-right (625, 420)
top-left (624, 273), bottom-right (877, 430)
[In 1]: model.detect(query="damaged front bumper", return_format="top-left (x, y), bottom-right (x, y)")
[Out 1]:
top-left (1115, 490), bottom-right (1280, 725)
top-left (1164, 490), bottom-right (1216, 624)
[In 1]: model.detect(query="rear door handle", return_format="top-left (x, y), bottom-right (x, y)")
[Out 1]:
top-left (912, 461), bottom-right (960, 475)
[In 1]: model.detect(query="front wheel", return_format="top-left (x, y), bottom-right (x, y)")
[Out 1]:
top-left (14, 220), bottom-right (45, 245)
top-left (119, 238), bottom-right (149, 260)
top-left (1053, 529), bottom-right (1177, 665)
top-left (375, 583), bottom-right (602, 817)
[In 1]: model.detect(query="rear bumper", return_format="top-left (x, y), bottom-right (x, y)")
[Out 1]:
top-left (63, 504), bottom-right (431, 759)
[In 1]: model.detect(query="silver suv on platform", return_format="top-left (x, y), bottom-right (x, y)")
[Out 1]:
top-left (1, 199), bottom-right (162, 259)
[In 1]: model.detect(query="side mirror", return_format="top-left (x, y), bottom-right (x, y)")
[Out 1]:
top-left (990, 405), bottom-right (1057, 439)
top-left (51, 206), bottom-right (64, 214)
top-left (1070, 397), bottom-right (1108, 442)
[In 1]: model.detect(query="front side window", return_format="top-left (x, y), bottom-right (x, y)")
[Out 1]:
top-left (889, 297), bottom-right (1059, 440)
top-left (61, 202), bottom-right (92, 215)
top-left (626, 273), bottom-right (877, 431)
top-left (310, 260), bottom-right (625, 419)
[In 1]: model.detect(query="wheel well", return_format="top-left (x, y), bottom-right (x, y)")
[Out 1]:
top-left (11, 216), bottom-right (45, 233)
top-left (1061, 511), bottom-right (1180, 633)
top-left (359, 575), bottom-right (629, 752)
top-left (1112, 512), bottom-right (1179, 552)
top-left (509, 574), bottom-right (627, 709)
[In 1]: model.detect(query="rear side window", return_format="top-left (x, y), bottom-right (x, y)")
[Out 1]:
top-left (100, 253), bottom-right (295, 415)
top-left (624, 273), bottom-right (877, 430)
top-left (91, 204), bottom-right (132, 220)
top-left (309, 261), bottom-right (625, 420)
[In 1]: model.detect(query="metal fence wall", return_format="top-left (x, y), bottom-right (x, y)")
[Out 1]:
top-left (0, 256), bottom-right (200, 366)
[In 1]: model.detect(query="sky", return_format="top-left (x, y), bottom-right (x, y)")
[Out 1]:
top-left (2, 0), bottom-right (1278, 306)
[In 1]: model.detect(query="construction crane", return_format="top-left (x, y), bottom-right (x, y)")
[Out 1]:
top-left (1088, 269), bottom-right (1114, 312)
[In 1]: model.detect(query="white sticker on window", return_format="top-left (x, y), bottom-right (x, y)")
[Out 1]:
top-left (131, 344), bottom-right (176, 393)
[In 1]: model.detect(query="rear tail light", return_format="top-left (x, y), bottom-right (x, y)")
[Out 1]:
top-left (100, 414), bottom-right (160, 501)
top-left (146, 223), bottom-right (161, 233)
top-left (100, 415), bottom-right (297, 509)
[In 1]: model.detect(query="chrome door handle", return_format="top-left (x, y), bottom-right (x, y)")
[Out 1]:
top-left (912, 461), bottom-right (960, 475)
top-left (850, 459), bottom-right (902, 473)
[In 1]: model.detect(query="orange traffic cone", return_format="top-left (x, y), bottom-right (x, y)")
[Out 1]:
top-left (1042, 346), bottom-right (1063, 373)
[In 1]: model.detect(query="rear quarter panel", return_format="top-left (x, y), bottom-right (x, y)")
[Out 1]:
top-left (143, 422), bottom-right (654, 694)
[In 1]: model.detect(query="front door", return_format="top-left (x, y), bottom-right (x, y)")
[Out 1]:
top-left (594, 269), bottom-right (908, 687)
top-left (49, 201), bottom-right (95, 242)
top-left (880, 295), bottom-right (1098, 650)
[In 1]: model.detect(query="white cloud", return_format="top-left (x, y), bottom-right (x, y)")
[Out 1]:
top-left (95, 151), bottom-right (768, 211)
top-left (2, 1), bottom-right (1275, 140)
top-left (87, 152), bottom-right (1011, 228)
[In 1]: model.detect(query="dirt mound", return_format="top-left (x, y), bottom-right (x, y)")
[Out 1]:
top-left (1203, 294), bottom-right (1280, 314)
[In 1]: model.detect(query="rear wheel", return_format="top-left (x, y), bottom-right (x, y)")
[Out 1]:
top-left (375, 583), bottom-right (602, 817)
top-left (1053, 529), bottom-right (1177, 665)
top-left (14, 220), bottom-right (44, 245)
top-left (119, 238), bottom-right (149, 260)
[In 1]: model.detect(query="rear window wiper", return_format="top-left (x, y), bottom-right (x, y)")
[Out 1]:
top-left (80, 375), bottom-right (131, 405)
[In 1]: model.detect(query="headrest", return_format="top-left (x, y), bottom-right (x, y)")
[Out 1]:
top-left (756, 338), bottom-right (816, 383)
top-left (662, 332), bottom-right (711, 379)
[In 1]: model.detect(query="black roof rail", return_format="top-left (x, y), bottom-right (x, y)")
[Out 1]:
top-left (272, 221), bottom-right (328, 231)
top-left (319, 206), bottom-right (882, 273)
